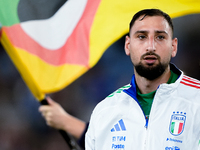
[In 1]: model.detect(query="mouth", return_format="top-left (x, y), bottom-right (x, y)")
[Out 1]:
top-left (144, 55), bottom-right (157, 60)
top-left (143, 55), bottom-right (158, 64)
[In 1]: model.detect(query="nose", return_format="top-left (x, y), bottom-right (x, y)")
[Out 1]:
top-left (146, 37), bottom-right (156, 52)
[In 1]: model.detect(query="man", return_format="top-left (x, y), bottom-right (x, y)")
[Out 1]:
top-left (85, 9), bottom-right (200, 150)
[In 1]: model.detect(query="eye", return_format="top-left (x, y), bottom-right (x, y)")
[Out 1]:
top-left (157, 35), bottom-right (165, 40)
top-left (138, 35), bottom-right (146, 40)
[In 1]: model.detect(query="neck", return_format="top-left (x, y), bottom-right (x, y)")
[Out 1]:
top-left (135, 65), bottom-right (171, 94)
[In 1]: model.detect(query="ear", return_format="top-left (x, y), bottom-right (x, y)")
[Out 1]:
top-left (124, 35), bottom-right (131, 56)
top-left (171, 38), bottom-right (178, 58)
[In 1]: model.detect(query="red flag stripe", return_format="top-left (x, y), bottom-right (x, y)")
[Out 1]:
top-left (0, 29), bottom-right (2, 39)
top-left (3, 0), bottom-right (101, 66)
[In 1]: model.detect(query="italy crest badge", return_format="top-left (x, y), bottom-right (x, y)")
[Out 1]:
top-left (169, 112), bottom-right (186, 136)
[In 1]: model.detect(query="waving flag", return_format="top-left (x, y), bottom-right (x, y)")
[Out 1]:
top-left (0, 0), bottom-right (200, 100)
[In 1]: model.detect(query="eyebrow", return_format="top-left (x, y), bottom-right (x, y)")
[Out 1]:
top-left (134, 30), bottom-right (168, 35)
top-left (155, 30), bottom-right (168, 34)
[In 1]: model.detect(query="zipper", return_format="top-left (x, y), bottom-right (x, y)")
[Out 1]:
top-left (123, 82), bottom-right (154, 149)
top-left (143, 116), bottom-right (149, 150)
top-left (143, 87), bottom-right (160, 150)
top-left (133, 99), bottom-right (149, 150)
top-left (143, 87), bottom-right (161, 150)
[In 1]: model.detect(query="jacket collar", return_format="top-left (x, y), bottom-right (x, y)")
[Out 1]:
top-left (123, 63), bottom-right (182, 99)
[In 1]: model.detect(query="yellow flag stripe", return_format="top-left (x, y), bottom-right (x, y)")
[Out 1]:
top-left (89, 0), bottom-right (200, 67)
top-left (1, 29), bottom-right (88, 101)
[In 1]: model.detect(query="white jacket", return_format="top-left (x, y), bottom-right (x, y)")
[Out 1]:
top-left (85, 64), bottom-right (200, 150)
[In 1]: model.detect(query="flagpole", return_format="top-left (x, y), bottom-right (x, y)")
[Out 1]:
top-left (40, 98), bottom-right (83, 150)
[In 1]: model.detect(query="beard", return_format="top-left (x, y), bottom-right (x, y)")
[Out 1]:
top-left (134, 53), bottom-right (169, 80)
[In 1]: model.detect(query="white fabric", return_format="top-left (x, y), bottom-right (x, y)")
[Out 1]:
top-left (86, 66), bottom-right (200, 150)
top-left (21, 0), bottom-right (87, 50)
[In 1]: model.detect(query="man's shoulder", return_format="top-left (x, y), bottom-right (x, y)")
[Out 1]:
top-left (106, 84), bottom-right (132, 98)
top-left (179, 75), bottom-right (200, 90)
top-left (178, 75), bottom-right (200, 103)
top-left (91, 84), bottom-right (132, 115)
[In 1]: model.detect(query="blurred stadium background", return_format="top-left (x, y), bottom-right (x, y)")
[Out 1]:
top-left (0, 14), bottom-right (199, 150)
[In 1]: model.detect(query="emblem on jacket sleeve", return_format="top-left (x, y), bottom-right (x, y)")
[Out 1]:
top-left (169, 111), bottom-right (186, 136)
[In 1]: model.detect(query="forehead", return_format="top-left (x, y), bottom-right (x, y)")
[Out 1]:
top-left (130, 15), bottom-right (172, 36)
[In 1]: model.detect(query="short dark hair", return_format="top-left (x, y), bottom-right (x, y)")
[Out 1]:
top-left (129, 9), bottom-right (174, 36)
